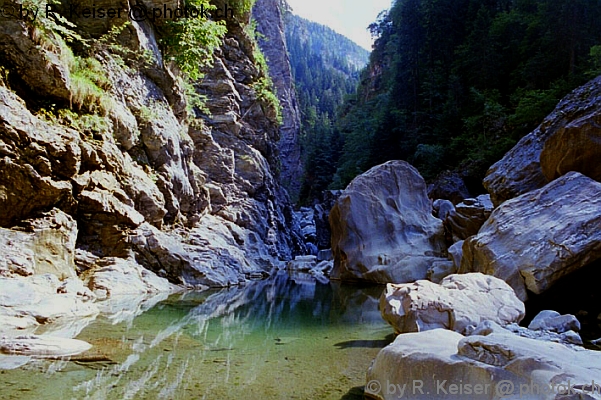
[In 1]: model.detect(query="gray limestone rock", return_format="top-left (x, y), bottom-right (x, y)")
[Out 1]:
top-left (461, 172), bottom-right (601, 301)
top-left (446, 194), bottom-right (494, 241)
top-left (366, 328), bottom-right (601, 400)
top-left (528, 310), bottom-right (581, 334)
top-left (330, 161), bottom-right (447, 284)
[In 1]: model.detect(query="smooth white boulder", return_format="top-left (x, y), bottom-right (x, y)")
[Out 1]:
top-left (366, 328), bottom-right (601, 400)
top-left (380, 273), bottom-right (525, 334)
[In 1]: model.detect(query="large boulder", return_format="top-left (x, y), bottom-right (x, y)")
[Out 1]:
top-left (460, 172), bottom-right (601, 301)
top-left (366, 328), bottom-right (601, 400)
top-left (330, 161), bottom-right (447, 284)
top-left (484, 75), bottom-right (601, 207)
top-left (380, 273), bottom-right (524, 335)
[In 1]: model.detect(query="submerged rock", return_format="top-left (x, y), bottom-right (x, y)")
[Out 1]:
top-left (461, 172), bottom-right (601, 300)
top-left (330, 161), bottom-right (447, 284)
top-left (380, 273), bottom-right (524, 335)
top-left (0, 335), bottom-right (91, 357)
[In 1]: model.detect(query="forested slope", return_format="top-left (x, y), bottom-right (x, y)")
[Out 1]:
top-left (284, 13), bottom-right (369, 202)
top-left (331, 0), bottom-right (601, 192)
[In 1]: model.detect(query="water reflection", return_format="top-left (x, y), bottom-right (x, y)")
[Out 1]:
top-left (1, 272), bottom-right (390, 400)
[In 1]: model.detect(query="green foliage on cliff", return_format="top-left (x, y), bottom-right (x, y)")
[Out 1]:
top-left (69, 55), bottom-right (114, 114)
top-left (332, 0), bottom-right (601, 192)
top-left (284, 13), bottom-right (369, 202)
top-left (247, 18), bottom-right (283, 124)
top-left (160, 0), bottom-right (227, 81)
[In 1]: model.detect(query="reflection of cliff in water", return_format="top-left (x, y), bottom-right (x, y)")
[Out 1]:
top-left (161, 271), bottom-right (385, 336)
top-left (2, 272), bottom-right (389, 400)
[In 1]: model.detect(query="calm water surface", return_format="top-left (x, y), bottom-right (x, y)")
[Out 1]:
top-left (0, 272), bottom-right (391, 399)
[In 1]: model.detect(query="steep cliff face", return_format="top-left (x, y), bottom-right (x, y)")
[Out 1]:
top-left (0, 0), bottom-right (302, 289)
top-left (252, 0), bottom-right (303, 201)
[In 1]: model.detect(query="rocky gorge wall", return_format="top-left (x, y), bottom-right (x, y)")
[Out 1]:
top-left (253, 0), bottom-right (303, 201)
top-left (0, 0), bottom-right (304, 294)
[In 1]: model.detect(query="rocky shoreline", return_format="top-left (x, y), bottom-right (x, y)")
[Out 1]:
top-left (326, 76), bottom-right (601, 399)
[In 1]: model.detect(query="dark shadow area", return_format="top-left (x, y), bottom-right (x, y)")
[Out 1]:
top-left (334, 333), bottom-right (395, 349)
top-left (340, 385), bottom-right (366, 400)
top-left (524, 258), bottom-right (601, 346)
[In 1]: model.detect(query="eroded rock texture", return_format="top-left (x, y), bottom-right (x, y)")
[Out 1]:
top-left (0, 0), bottom-right (302, 293)
top-left (330, 161), bottom-right (447, 284)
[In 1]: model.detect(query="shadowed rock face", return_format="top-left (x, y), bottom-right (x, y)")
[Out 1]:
top-left (330, 160), bottom-right (447, 284)
top-left (445, 194), bottom-right (494, 241)
top-left (540, 109), bottom-right (601, 183)
top-left (0, 0), bottom-right (303, 289)
top-left (428, 170), bottom-right (471, 205)
top-left (484, 75), bottom-right (601, 207)
top-left (253, 0), bottom-right (303, 201)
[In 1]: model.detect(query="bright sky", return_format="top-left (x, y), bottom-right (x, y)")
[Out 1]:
top-left (286, 0), bottom-right (393, 50)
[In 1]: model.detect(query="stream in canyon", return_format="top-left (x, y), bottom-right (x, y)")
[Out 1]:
top-left (0, 272), bottom-right (391, 400)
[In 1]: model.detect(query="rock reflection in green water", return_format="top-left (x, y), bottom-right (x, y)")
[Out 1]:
top-left (0, 272), bottom-right (391, 400)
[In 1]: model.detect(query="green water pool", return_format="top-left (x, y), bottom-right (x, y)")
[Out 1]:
top-left (0, 272), bottom-right (391, 400)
